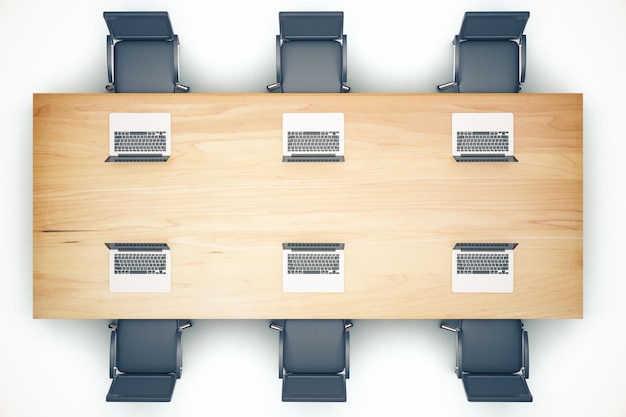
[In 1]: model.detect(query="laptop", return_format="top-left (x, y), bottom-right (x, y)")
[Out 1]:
top-left (282, 112), bottom-right (345, 162)
top-left (452, 243), bottom-right (518, 293)
top-left (106, 243), bottom-right (171, 293)
top-left (282, 243), bottom-right (345, 293)
top-left (452, 112), bottom-right (516, 162)
top-left (106, 112), bottom-right (171, 162)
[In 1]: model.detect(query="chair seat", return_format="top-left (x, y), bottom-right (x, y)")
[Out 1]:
top-left (281, 41), bottom-right (343, 93)
top-left (283, 374), bottom-right (346, 402)
top-left (457, 40), bottom-right (520, 93)
top-left (462, 374), bottom-right (532, 402)
top-left (114, 41), bottom-right (177, 93)
top-left (106, 374), bottom-right (177, 402)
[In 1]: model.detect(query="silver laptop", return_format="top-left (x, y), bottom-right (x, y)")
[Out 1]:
top-left (282, 112), bottom-right (345, 162)
top-left (106, 243), bottom-right (171, 293)
top-left (282, 243), bottom-right (345, 293)
top-left (452, 112), bottom-right (516, 162)
top-left (106, 112), bottom-right (171, 162)
top-left (452, 243), bottom-right (517, 293)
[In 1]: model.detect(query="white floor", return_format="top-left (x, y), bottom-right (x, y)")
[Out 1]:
top-left (2, 0), bottom-right (625, 415)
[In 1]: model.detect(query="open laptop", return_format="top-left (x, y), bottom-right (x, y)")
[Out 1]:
top-left (282, 112), bottom-right (345, 162)
top-left (452, 112), bottom-right (516, 162)
top-left (106, 243), bottom-right (171, 293)
top-left (282, 243), bottom-right (345, 293)
top-left (106, 112), bottom-right (171, 162)
top-left (452, 243), bottom-right (517, 293)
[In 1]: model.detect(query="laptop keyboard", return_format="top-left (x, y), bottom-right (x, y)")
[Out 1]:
top-left (456, 131), bottom-right (510, 153)
top-left (456, 253), bottom-right (509, 274)
top-left (114, 253), bottom-right (167, 275)
top-left (114, 131), bottom-right (167, 153)
top-left (287, 253), bottom-right (341, 274)
top-left (287, 131), bottom-right (341, 153)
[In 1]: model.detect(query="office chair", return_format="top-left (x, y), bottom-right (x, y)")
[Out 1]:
top-left (106, 319), bottom-right (191, 402)
top-left (104, 11), bottom-right (190, 93)
top-left (437, 11), bottom-right (530, 93)
top-left (267, 11), bottom-right (350, 93)
top-left (440, 319), bottom-right (532, 402)
top-left (270, 319), bottom-right (353, 402)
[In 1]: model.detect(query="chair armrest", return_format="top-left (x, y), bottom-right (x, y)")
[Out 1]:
top-left (437, 36), bottom-right (461, 93)
top-left (519, 35), bottom-right (527, 85)
top-left (278, 328), bottom-right (284, 378)
top-left (453, 35), bottom-right (460, 86)
top-left (269, 321), bottom-right (284, 332)
top-left (171, 36), bottom-right (190, 93)
top-left (276, 35), bottom-right (282, 84)
top-left (176, 327), bottom-right (183, 378)
top-left (270, 321), bottom-right (285, 378)
top-left (177, 320), bottom-right (192, 331)
top-left (173, 35), bottom-right (180, 84)
top-left (173, 320), bottom-right (190, 378)
top-left (440, 321), bottom-right (459, 332)
top-left (522, 329), bottom-right (529, 379)
top-left (437, 81), bottom-right (458, 92)
top-left (175, 83), bottom-right (190, 92)
top-left (106, 35), bottom-right (115, 91)
top-left (345, 327), bottom-right (350, 379)
top-left (441, 320), bottom-right (462, 376)
top-left (341, 35), bottom-right (350, 92)
top-left (267, 35), bottom-right (283, 92)
top-left (109, 323), bottom-right (117, 379)
top-left (455, 328), bottom-right (463, 378)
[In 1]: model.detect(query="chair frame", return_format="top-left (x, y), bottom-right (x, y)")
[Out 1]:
top-left (441, 320), bottom-right (531, 402)
top-left (104, 12), bottom-right (189, 93)
top-left (267, 12), bottom-right (350, 93)
top-left (107, 319), bottom-right (191, 401)
top-left (270, 320), bottom-right (353, 401)
top-left (438, 12), bottom-right (528, 93)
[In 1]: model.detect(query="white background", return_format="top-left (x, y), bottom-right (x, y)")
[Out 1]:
top-left (2, 0), bottom-right (625, 415)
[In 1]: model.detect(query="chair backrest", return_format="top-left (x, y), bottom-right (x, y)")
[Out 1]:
top-left (114, 319), bottom-right (180, 375)
top-left (460, 319), bottom-right (523, 375)
top-left (459, 11), bottom-right (529, 41)
top-left (283, 319), bottom-right (346, 374)
top-left (280, 11), bottom-right (344, 40)
top-left (104, 11), bottom-right (174, 40)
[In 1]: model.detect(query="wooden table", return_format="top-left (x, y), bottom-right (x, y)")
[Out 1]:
top-left (33, 93), bottom-right (583, 319)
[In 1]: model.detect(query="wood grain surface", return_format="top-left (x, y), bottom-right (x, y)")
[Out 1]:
top-left (33, 93), bottom-right (582, 318)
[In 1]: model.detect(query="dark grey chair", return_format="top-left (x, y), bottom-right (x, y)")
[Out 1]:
top-left (106, 319), bottom-right (191, 402)
top-left (104, 11), bottom-right (190, 93)
top-left (437, 11), bottom-right (530, 93)
top-left (267, 12), bottom-right (350, 93)
top-left (270, 319), bottom-right (353, 402)
top-left (440, 319), bottom-right (532, 402)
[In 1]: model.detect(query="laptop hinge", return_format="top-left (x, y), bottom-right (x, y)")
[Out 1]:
top-left (283, 155), bottom-right (344, 162)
